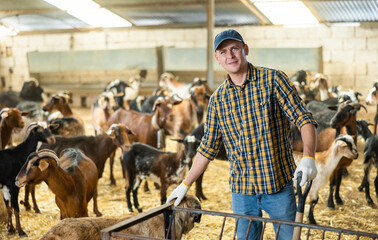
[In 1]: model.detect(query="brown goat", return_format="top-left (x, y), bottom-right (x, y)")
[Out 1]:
top-left (108, 96), bottom-right (181, 147)
top-left (16, 148), bottom-right (99, 219)
top-left (22, 124), bottom-right (133, 214)
top-left (0, 108), bottom-right (30, 149)
top-left (166, 84), bottom-right (210, 139)
top-left (43, 94), bottom-right (85, 135)
top-left (39, 195), bottom-right (201, 240)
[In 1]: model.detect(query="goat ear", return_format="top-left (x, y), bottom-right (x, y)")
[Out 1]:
top-left (171, 138), bottom-right (184, 143)
top-left (39, 160), bottom-right (49, 171)
top-left (48, 123), bottom-right (60, 131)
top-left (126, 127), bottom-right (136, 136)
top-left (21, 111), bottom-right (31, 116)
top-left (106, 129), bottom-right (116, 139)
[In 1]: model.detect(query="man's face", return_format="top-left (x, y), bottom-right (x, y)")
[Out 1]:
top-left (215, 40), bottom-right (249, 75)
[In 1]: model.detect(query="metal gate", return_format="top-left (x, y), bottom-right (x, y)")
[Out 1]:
top-left (100, 202), bottom-right (378, 240)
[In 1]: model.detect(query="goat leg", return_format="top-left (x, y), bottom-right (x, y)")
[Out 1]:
top-left (375, 169), bottom-right (378, 200)
top-left (4, 198), bottom-right (16, 234)
top-left (160, 181), bottom-right (168, 205)
top-left (334, 169), bottom-right (344, 205)
top-left (308, 198), bottom-right (319, 225)
top-left (143, 181), bottom-right (150, 193)
top-left (125, 188), bottom-right (133, 212)
top-left (132, 188), bottom-right (142, 213)
top-left (327, 180), bottom-right (336, 210)
top-left (30, 184), bottom-right (41, 213)
top-left (109, 151), bottom-right (116, 185)
top-left (363, 164), bottom-right (374, 205)
top-left (11, 190), bottom-right (27, 237)
top-left (21, 184), bottom-right (32, 211)
top-left (92, 187), bottom-right (102, 217)
top-left (195, 172), bottom-right (207, 201)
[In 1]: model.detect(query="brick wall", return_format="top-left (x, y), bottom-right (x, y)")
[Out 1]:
top-left (0, 23), bottom-right (377, 99)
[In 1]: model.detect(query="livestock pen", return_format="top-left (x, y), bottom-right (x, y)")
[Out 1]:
top-left (0, 106), bottom-right (377, 239)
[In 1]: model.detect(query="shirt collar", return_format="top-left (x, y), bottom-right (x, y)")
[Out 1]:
top-left (226, 62), bottom-right (256, 88)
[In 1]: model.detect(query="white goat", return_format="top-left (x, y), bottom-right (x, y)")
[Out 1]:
top-left (293, 134), bottom-right (359, 224)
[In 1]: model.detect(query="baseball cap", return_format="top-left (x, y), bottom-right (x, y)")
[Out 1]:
top-left (214, 29), bottom-right (244, 52)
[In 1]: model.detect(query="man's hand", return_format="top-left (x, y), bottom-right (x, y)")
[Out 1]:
top-left (294, 156), bottom-right (317, 186)
top-left (166, 181), bottom-right (190, 206)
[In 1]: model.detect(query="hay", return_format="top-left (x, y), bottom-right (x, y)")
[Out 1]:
top-left (1, 106), bottom-right (377, 239)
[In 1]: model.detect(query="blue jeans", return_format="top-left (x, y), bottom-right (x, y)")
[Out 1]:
top-left (231, 181), bottom-right (296, 240)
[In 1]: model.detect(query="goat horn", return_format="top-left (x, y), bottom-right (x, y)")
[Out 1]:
top-left (349, 102), bottom-right (367, 112)
top-left (0, 108), bottom-right (10, 118)
top-left (26, 122), bottom-right (39, 132)
top-left (36, 149), bottom-right (60, 166)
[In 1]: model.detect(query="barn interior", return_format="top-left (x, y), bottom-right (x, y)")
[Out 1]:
top-left (0, 0), bottom-right (377, 239)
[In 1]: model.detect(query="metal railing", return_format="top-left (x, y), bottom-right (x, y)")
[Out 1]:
top-left (100, 202), bottom-right (378, 240)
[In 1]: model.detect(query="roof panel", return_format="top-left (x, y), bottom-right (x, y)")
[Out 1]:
top-left (309, 0), bottom-right (378, 23)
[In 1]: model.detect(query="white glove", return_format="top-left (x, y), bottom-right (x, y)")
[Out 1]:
top-left (166, 181), bottom-right (190, 206)
top-left (294, 156), bottom-right (317, 186)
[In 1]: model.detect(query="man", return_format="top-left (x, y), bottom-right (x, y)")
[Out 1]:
top-left (167, 29), bottom-right (318, 240)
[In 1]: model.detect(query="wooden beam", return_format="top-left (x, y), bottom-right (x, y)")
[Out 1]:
top-left (240, 0), bottom-right (270, 25)
top-left (207, 0), bottom-right (215, 89)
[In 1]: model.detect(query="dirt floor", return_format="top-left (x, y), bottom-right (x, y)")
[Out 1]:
top-left (0, 105), bottom-right (377, 240)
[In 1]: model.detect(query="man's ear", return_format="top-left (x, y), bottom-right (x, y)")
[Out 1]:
top-left (244, 44), bottom-right (249, 56)
top-left (214, 52), bottom-right (220, 63)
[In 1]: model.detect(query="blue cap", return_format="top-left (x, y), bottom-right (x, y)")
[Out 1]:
top-left (214, 29), bottom-right (244, 52)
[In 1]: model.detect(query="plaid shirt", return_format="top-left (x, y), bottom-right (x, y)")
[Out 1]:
top-left (197, 63), bottom-right (318, 195)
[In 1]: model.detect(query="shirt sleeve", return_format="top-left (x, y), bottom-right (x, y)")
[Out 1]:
top-left (273, 70), bottom-right (318, 129)
top-left (197, 95), bottom-right (223, 161)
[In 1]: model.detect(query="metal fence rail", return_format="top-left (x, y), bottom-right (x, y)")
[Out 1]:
top-left (101, 202), bottom-right (378, 240)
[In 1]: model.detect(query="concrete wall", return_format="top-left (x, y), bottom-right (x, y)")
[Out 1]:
top-left (0, 23), bottom-right (377, 100)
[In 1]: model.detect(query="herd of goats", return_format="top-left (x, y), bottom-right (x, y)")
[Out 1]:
top-left (0, 70), bottom-right (377, 238)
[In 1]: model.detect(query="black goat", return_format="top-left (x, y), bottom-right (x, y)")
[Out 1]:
top-left (0, 122), bottom-right (55, 236)
top-left (184, 123), bottom-right (227, 200)
top-left (356, 120), bottom-right (378, 206)
top-left (123, 142), bottom-right (189, 213)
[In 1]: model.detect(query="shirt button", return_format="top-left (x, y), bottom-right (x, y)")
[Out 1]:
top-left (249, 152), bottom-right (252, 155)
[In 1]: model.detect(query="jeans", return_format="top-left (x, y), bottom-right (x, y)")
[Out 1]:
top-left (231, 181), bottom-right (296, 240)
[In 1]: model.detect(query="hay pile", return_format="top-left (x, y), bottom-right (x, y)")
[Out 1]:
top-left (0, 107), bottom-right (377, 240)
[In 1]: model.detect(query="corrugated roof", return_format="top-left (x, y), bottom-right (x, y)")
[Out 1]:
top-left (309, 0), bottom-right (378, 23)
top-left (0, 0), bottom-right (377, 34)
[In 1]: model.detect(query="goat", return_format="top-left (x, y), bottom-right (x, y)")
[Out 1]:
top-left (166, 84), bottom-right (210, 138)
top-left (0, 122), bottom-right (55, 236)
top-left (108, 96), bottom-right (180, 148)
top-left (293, 134), bottom-right (358, 224)
top-left (123, 142), bottom-right (190, 213)
top-left (22, 124), bottom-right (132, 214)
top-left (104, 79), bottom-right (129, 109)
top-left (124, 69), bottom-right (147, 104)
top-left (43, 94), bottom-right (85, 135)
top-left (183, 123), bottom-right (227, 200)
top-left (48, 117), bottom-right (85, 137)
top-left (16, 148), bottom-right (99, 219)
top-left (293, 101), bottom-right (366, 152)
top-left (0, 108), bottom-right (30, 149)
top-left (158, 72), bottom-right (192, 98)
top-left (0, 79), bottom-right (46, 108)
top-left (39, 195), bottom-right (201, 240)
top-left (91, 91), bottom-right (120, 136)
top-left (365, 82), bottom-right (378, 134)
top-left (356, 120), bottom-right (378, 206)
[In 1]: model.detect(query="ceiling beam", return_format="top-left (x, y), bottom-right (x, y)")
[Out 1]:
top-left (240, 0), bottom-right (270, 25)
top-left (0, 9), bottom-right (59, 15)
top-left (101, 0), bottom-right (241, 9)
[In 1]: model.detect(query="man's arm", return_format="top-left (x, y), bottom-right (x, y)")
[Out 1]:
top-left (166, 152), bottom-right (211, 206)
top-left (294, 123), bottom-right (318, 186)
top-left (184, 152), bottom-right (211, 185)
top-left (300, 123), bottom-right (317, 157)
